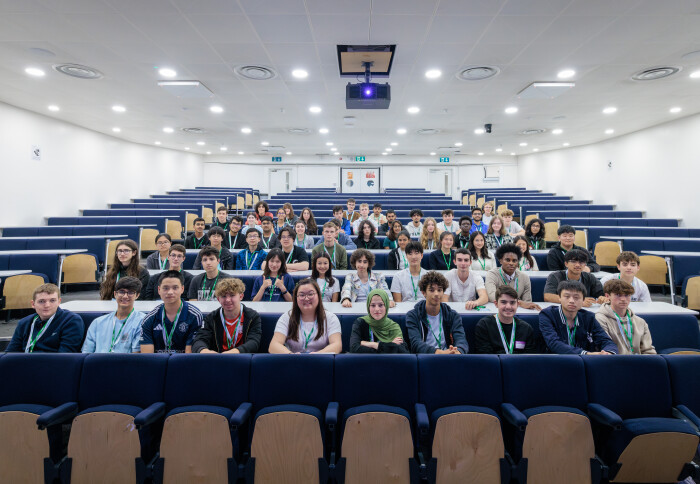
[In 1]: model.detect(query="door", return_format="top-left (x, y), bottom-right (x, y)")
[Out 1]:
top-left (341, 167), bottom-right (380, 193)
top-left (269, 169), bottom-right (292, 196)
top-left (428, 169), bottom-right (452, 196)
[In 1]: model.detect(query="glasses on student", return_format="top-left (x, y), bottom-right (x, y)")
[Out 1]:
top-left (169, 253), bottom-right (184, 259)
top-left (156, 240), bottom-right (170, 246)
top-left (280, 235), bottom-right (292, 240)
top-left (297, 292), bottom-right (317, 300)
top-left (116, 249), bottom-right (133, 254)
top-left (115, 290), bottom-right (137, 297)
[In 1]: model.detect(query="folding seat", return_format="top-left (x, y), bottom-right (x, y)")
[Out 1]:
top-left (246, 353), bottom-right (335, 483)
top-left (500, 355), bottom-right (603, 484)
top-left (417, 354), bottom-right (511, 484)
top-left (334, 354), bottom-right (420, 484)
top-left (62, 354), bottom-right (169, 484)
top-left (154, 354), bottom-right (252, 484)
top-left (0, 353), bottom-right (85, 483)
top-left (664, 355), bottom-right (700, 458)
top-left (584, 355), bottom-right (699, 483)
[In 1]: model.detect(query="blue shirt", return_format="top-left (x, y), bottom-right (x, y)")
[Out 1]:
top-left (82, 310), bottom-right (145, 353)
top-left (251, 274), bottom-right (295, 302)
top-left (140, 302), bottom-right (203, 353)
top-left (236, 249), bottom-right (266, 270)
top-left (470, 222), bottom-right (488, 234)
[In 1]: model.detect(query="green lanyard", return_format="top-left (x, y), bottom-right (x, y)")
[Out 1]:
top-left (499, 268), bottom-right (519, 292)
top-left (324, 244), bottom-right (336, 268)
top-left (301, 323), bottom-right (315, 349)
top-left (162, 301), bottom-right (183, 351)
top-left (221, 308), bottom-right (243, 350)
top-left (109, 308), bottom-right (134, 353)
top-left (495, 314), bottom-right (516, 354)
top-left (194, 236), bottom-right (204, 249)
top-left (532, 240), bottom-right (541, 250)
top-left (426, 312), bottom-right (443, 349)
top-left (442, 251), bottom-right (452, 270)
top-left (285, 249), bottom-right (294, 264)
top-left (615, 310), bottom-right (634, 353)
top-left (399, 249), bottom-right (407, 269)
top-left (116, 272), bottom-right (122, 283)
top-left (159, 255), bottom-right (168, 270)
top-left (228, 232), bottom-right (239, 249)
top-left (202, 272), bottom-right (220, 300)
top-left (25, 315), bottom-right (55, 353)
top-left (296, 236), bottom-right (305, 247)
top-left (321, 280), bottom-right (328, 300)
top-left (262, 235), bottom-right (271, 249)
top-left (268, 276), bottom-right (278, 301)
top-left (409, 271), bottom-right (421, 300)
top-left (559, 307), bottom-right (578, 347)
top-left (518, 258), bottom-right (527, 271)
top-left (246, 250), bottom-right (259, 270)
top-left (495, 235), bottom-right (503, 247)
top-left (478, 257), bottom-right (486, 270)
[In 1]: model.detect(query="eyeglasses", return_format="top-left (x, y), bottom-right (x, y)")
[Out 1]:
top-left (297, 292), bottom-right (317, 300)
top-left (156, 240), bottom-right (170, 246)
top-left (115, 290), bottom-right (137, 297)
top-left (116, 249), bottom-right (133, 254)
top-left (280, 235), bottom-right (292, 240)
top-left (169, 253), bottom-right (184, 259)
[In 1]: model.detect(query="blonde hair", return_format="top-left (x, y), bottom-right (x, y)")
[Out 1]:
top-left (214, 278), bottom-right (246, 297)
top-left (420, 217), bottom-right (441, 249)
top-left (487, 215), bottom-right (508, 236)
top-left (501, 209), bottom-right (514, 217)
top-left (33, 283), bottom-right (60, 300)
top-left (359, 203), bottom-right (369, 210)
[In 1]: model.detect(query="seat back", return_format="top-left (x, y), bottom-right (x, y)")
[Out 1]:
top-left (166, 219), bottom-right (182, 241)
top-left (105, 239), bottom-right (127, 268)
top-left (468, 194), bottom-right (476, 206)
top-left (523, 214), bottom-right (537, 226)
top-left (574, 230), bottom-right (587, 249)
top-left (683, 276), bottom-right (700, 310)
top-left (236, 196), bottom-right (245, 210)
top-left (543, 222), bottom-right (559, 242)
top-left (186, 213), bottom-right (197, 232)
top-left (663, 355), bottom-right (700, 417)
top-left (637, 255), bottom-right (667, 286)
top-left (202, 206), bottom-right (213, 224)
top-left (497, 204), bottom-right (508, 215)
top-left (140, 228), bottom-right (159, 252)
top-left (594, 241), bottom-right (621, 267)
top-left (477, 197), bottom-right (485, 207)
top-left (2, 274), bottom-right (48, 310)
top-left (62, 254), bottom-right (98, 284)
top-left (215, 202), bottom-right (225, 213)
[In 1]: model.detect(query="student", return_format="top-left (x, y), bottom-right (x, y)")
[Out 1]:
top-left (82, 277), bottom-right (144, 353)
top-left (485, 243), bottom-right (540, 310)
top-left (420, 217), bottom-right (440, 250)
top-left (141, 270), bottom-right (203, 354)
top-left (485, 215), bottom-right (514, 251)
top-left (259, 215), bottom-right (280, 250)
top-left (145, 233), bottom-right (171, 270)
top-left (378, 209), bottom-right (398, 235)
top-left (351, 203), bottom-right (378, 234)
top-left (329, 219), bottom-right (357, 249)
top-left (213, 206), bottom-right (230, 231)
top-left (293, 220), bottom-right (315, 249)
top-left (241, 212), bottom-right (262, 235)
top-left (341, 249), bottom-right (395, 307)
top-left (299, 207), bottom-right (318, 235)
top-left (267, 226), bottom-right (309, 272)
top-left (474, 286), bottom-right (536, 354)
top-left (354, 219), bottom-right (381, 249)
top-left (514, 235), bottom-right (539, 271)
top-left (428, 231), bottom-right (455, 270)
top-left (443, 249), bottom-right (488, 309)
top-left (311, 222), bottom-right (349, 270)
top-left (405, 271), bottom-right (469, 354)
top-left (405, 209), bottom-right (424, 237)
top-left (269, 278), bottom-right (342, 354)
top-left (192, 278), bottom-right (262, 354)
top-left (469, 207), bottom-right (487, 234)
top-left (436, 209), bottom-right (458, 233)
top-left (252, 249), bottom-right (295, 302)
top-left (254, 200), bottom-right (273, 223)
top-left (330, 205), bottom-right (352, 235)
top-left (193, 227), bottom-right (234, 270)
top-left (501, 209), bottom-right (525, 236)
top-left (185, 217), bottom-right (209, 249)
top-left (596, 279), bottom-right (656, 355)
top-left (144, 244), bottom-right (193, 300)
top-left (456, 216), bottom-right (472, 248)
top-left (282, 202), bottom-right (298, 226)
top-left (349, 289), bottom-right (409, 354)
top-left (391, 241), bottom-right (427, 302)
top-left (544, 250), bottom-right (606, 307)
top-left (274, 207), bottom-right (287, 234)
top-left (343, 198), bottom-right (361, 225)
top-left (224, 215), bottom-right (247, 250)
top-left (235, 228), bottom-right (266, 271)
top-left (482, 202), bottom-right (495, 226)
top-left (539, 280), bottom-right (617, 355)
top-left (525, 218), bottom-right (546, 250)
top-left (369, 203), bottom-right (387, 228)
top-left (100, 239), bottom-right (150, 300)
top-left (468, 232), bottom-right (496, 271)
top-left (188, 246), bottom-right (233, 301)
top-left (7, 283), bottom-right (84, 353)
top-left (388, 230), bottom-right (412, 270)
top-left (599, 251), bottom-right (651, 302)
top-left (547, 225), bottom-right (600, 272)
top-left (311, 252), bottom-right (340, 302)
top-left (383, 220), bottom-right (404, 250)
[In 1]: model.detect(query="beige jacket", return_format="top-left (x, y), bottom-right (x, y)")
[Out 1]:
top-left (595, 303), bottom-right (656, 355)
top-left (484, 268), bottom-right (532, 302)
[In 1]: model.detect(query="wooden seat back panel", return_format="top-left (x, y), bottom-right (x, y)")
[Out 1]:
top-left (62, 254), bottom-right (98, 284)
top-left (3, 275), bottom-right (46, 310)
top-left (611, 432), bottom-right (699, 483)
top-left (0, 411), bottom-right (49, 484)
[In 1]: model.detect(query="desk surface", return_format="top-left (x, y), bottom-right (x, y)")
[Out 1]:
top-left (641, 250), bottom-right (700, 257)
top-left (601, 236), bottom-right (700, 241)
top-left (0, 270), bottom-right (32, 278)
top-left (2, 224), bottom-right (157, 229)
top-left (0, 249), bottom-right (87, 255)
top-left (0, 235), bottom-right (127, 240)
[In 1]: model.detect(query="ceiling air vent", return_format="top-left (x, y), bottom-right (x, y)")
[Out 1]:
top-left (287, 128), bottom-right (311, 135)
top-left (234, 65), bottom-right (277, 80)
top-left (631, 66), bottom-right (680, 81)
top-left (181, 127), bottom-right (207, 135)
top-left (457, 66), bottom-right (500, 81)
top-left (53, 63), bottom-right (103, 80)
top-left (416, 128), bottom-right (441, 135)
top-left (519, 128), bottom-right (546, 135)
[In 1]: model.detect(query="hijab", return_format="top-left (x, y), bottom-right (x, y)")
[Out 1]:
top-left (360, 289), bottom-right (403, 342)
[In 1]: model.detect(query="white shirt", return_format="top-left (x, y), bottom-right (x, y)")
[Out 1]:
top-left (599, 274), bottom-right (651, 302)
top-left (482, 215), bottom-right (493, 226)
top-left (470, 250), bottom-right (497, 271)
top-left (316, 277), bottom-right (340, 302)
top-left (507, 221), bottom-right (523, 234)
top-left (443, 269), bottom-right (485, 302)
top-left (437, 221), bottom-right (458, 233)
top-left (390, 268), bottom-right (427, 302)
top-left (352, 216), bottom-right (378, 235)
top-left (405, 222), bottom-right (423, 237)
top-left (274, 309), bottom-right (341, 353)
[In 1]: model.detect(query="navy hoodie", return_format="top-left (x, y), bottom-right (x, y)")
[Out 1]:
top-left (7, 308), bottom-right (84, 353)
top-left (405, 300), bottom-right (469, 354)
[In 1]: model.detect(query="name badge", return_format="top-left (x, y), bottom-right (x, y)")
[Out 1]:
top-left (515, 341), bottom-right (526, 349)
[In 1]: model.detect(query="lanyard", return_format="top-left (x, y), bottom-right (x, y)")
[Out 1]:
top-left (478, 256), bottom-right (486, 270)
top-left (25, 314), bottom-right (56, 353)
top-left (399, 249), bottom-right (407, 269)
top-left (409, 271), bottom-right (421, 300)
top-left (495, 314), bottom-right (516, 354)
top-left (426, 312), bottom-right (443, 349)
top-left (615, 310), bottom-right (634, 353)
top-left (301, 322), bottom-right (316, 349)
top-left (109, 308), bottom-right (134, 353)
top-left (268, 276), bottom-right (278, 301)
top-left (295, 235), bottom-right (305, 247)
top-left (285, 249), bottom-right (294, 264)
top-left (427, 239), bottom-right (434, 250)
top-left (262, 235), bottom-right (271, 249)
top-left (442, 251), bottom-right (452, 270)
top-left (162, 301), bottom-right (183, 350)
top-left (202, 272), bottom-right (220, 300)
top-left (246, 250), bottom-right (260, 270)
top-left (194, 236), bottom-right (204, 249)
top-left (499, 268), bottom-right (519, 292)
top-left (159, 255), bottom-right (168, 270)
top-left (220, 307), bottom-right (243, 350)
top-left (324, 244), bottom-right (337, 268)
top-left (559, 306), bottom-right (578, 347)
top-left (495, 235), bottom-right (503, 247)
top-left (519, 258), bottom-right (527, 271)
top-left (369, 328), bottom-right (374, 342)
top-left (532, 240), bottom-right (541, 250)
top-left (321, 280), bottom-right (328, 300)
top-left (116, 271), bottom-right (122, 283)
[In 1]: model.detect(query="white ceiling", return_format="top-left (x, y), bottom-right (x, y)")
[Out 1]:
top-left (1, 0), bottom-right (700, 157)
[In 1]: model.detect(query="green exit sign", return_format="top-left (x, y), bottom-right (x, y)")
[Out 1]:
top-left (355, 156), bottom-right (365, 162)
top-left (271, 156), bottom-right (282, 162)
top-left (440, 156), bottom-right (450, 163)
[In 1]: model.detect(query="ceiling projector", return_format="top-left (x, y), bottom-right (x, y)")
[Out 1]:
top-left (346, 82), bottom-right (391, 109)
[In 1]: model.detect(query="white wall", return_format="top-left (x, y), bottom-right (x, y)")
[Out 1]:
top-left (0, 102), bottom-right (203, 227)
top-left (518, 113), bottom-right (700, 227)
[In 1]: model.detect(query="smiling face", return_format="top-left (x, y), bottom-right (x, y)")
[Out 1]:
top-left (565, 258), bottom-right (585, 277)
top-left (496, 293), bottom-right (518, 319)
top-left (296, 283), bottom-right (319, 312)
top-left (398, 234), bottom-right (410, 249)
top-left (246, 214), bottom-right (257, 226)
top-left (194, 220), bottom-right (205, 235)
top-left (217, 291), bottom-right (243, 312)
top-left (473, 233), bottom-right (485, 250)
top-left (315, 256), bottom-right (329, 275)
top-left (369, 294), bottom-right (386, 320)
top-left (515, 238), bottom-right (528, 255)
top-left (217, 210), bottom-right (228, 223)
top-left (277, 209), bottom-right (285, 221)
top-left (530, 222), bottom-right (541, 234)
top-left (472, 210), bottom-right (482, 222)
top-left (558, 231), bottom-right (575, 249)
top-left (257, 205), bottom-right (266, 216)
top-left (442, 213), bottom-right (453, 225)
top-left (455, 251), bottom-right (471, 271)
top-left (295, 222), bottom-right (306, 236)
top-left (483, 204), bottom-right (493, 215)
top-left (441, 233), bottom-right (454, 250)
top-left (491, 218), bottom-right (502, 233)
top-left (267, 255), bottom-right (282, 275)
top-left (229, 219), bottom-right (241, 234)
top-left (392, 221), bottom-right (403, 234)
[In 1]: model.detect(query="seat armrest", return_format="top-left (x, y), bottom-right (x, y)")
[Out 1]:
top-left (134, 402), bottom-right (166, 428)
top-left (230, 402), bottom-right (252, 430)
top-left (587, 403), bottom-right (622, 430)
top-left (325, 402), bottom-right (339, 431)
top-left (501, 403), bottom-right (528, 431)
top-left (37, 402), bottom-right (79, 430)
top-left (674, 405), bottom-right (700, 431)
top-left (415, 403), bottom-right (430, 444)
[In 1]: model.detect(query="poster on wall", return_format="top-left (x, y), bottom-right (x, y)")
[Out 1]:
top-left (340, 167), bottom-right (380, 193)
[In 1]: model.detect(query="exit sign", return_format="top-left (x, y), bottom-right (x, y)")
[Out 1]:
top-left (440, 156), bottom-right (450, 163)
top-left (355, 156), bottom-right (365, 162)
top-left (271, 156), bottom-right (282, 162)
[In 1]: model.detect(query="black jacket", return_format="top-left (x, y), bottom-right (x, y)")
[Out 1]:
top-left (192, 246), bottom-right (235, 270)
top-left (547, 242), bottom-right (600, 272)
top-left (405, 300), bottom-right (469, 354)
top-left (473, 315), bottom-right (537, 354)
top-left (388, 248), bottom-right (402, 270)
top-left (428, 250), bottom-right (455, 271)
top-left (185, 234), bottom-right (210, 250)
top-left (349, 317), bottom-right (409, 354)
top-left (353, 237), bottom-right (381, 250)
top-left (145, 270), bottom-right (193, 300)
top-left (192, 306), bottom-right (262, 353)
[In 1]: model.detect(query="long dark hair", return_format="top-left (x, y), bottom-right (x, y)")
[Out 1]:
top-left (286, 278), bottom-right (327, 342)
top-left (300, 207), bottom-right (317, 234)
top-left (387, 220), bottom-right (403, 241)
top-left (467, 231), bottom-right (492, 260)
top-left (525, 217), bottom-right (546, 241)
top-left (356, 220), bottom-right (377, 242)
top-left (311, 252), bottom-right (335, 286)
top-left (513, 235), bottom-right (535, 268)
top-left (262, 248), bottom-right (288, 278)
top-left (282, 202), bottom-right (295, 219)
top-left (100, 239), bottom-right (140, 300)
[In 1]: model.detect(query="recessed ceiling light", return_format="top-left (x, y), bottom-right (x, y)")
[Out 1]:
top-left (552, 128), bottom-right (563, 135)
top-left (319, 128), bottom-right (329, 134)
top-left (197, 141), bottom-right (206, 146)
top-left (210, 105), bottom-right (224, 113)
top-left (670, 107), bottom-right (682, 113)
top-left (602, 106), bottom-right (617, 114)
top-left (25, 67), bottom-right (45, 77)
top-left (478, 152), bottom-right (484, 156)
top-left (261, 141), bottom-right (269, 146)
top-left (425, 69), bottom-right (442, 79)
top-left (605, 129), bottom-right (614, 135)
top-left (238, 151), bottom-right (244, 155)
top-left (292, 69), bottom-right (308, 79)
top-left (241, 127), bottom-right (252, 134)
top-left (47, 105), bottom-right (59, 112)
top-left (557, 69), bottom-right (576, 79)
top-left (455, 142), bottom-right (463, 147)
top-left (505, 106), bottom-right (518, 114)
top-left (519, 142), bottom-right (528, 147)
top-left (689, 70), bottom-right (700, 79)
top-left (159, 68), bottom-right (177, 78)
top-left (163, 127), bottom-right (174, 133)
top-left (495, 148), bottom-right (503, 152)
top-left (184, 147), bottom-right (190, 150)
top-left (326, 142), bottom-right (334, 146)
top-left (382, 152), bottom-right (387, 155)
top-left (206, 151), bottom-right (211, 155)
top-left (510, 152), bottom-right (516, 156)
top-left (155, 141), bottom-right (161, 145)
top-left (474, 128), bottom-right (485, 135)
top-left (563, 142), bottom-right (570, 146)
top-left (112, 127), bottom-right (121, 133)
top-left (396, 128), bottom-right (407, 135)
top-left (286, 151), bottom-right (292, 155)
top-left (533, 148), bottom-right (539, 152)
top-left (407, 106), bottom-right (420, 114)
top-left (220, 146), bottom-right (228, 151)
top-left (386, 148), bottom-right (392, 152)
top-left (112, 105), bottom-right (126, 113)
top-left (309, 106), bottom-right (322, 113)
top-left (331, 147), bottom-right (338, 151)
top-left (390, 142), bottom-right (398, 146)
top-left (430, 152), bottom-right (436, 156)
